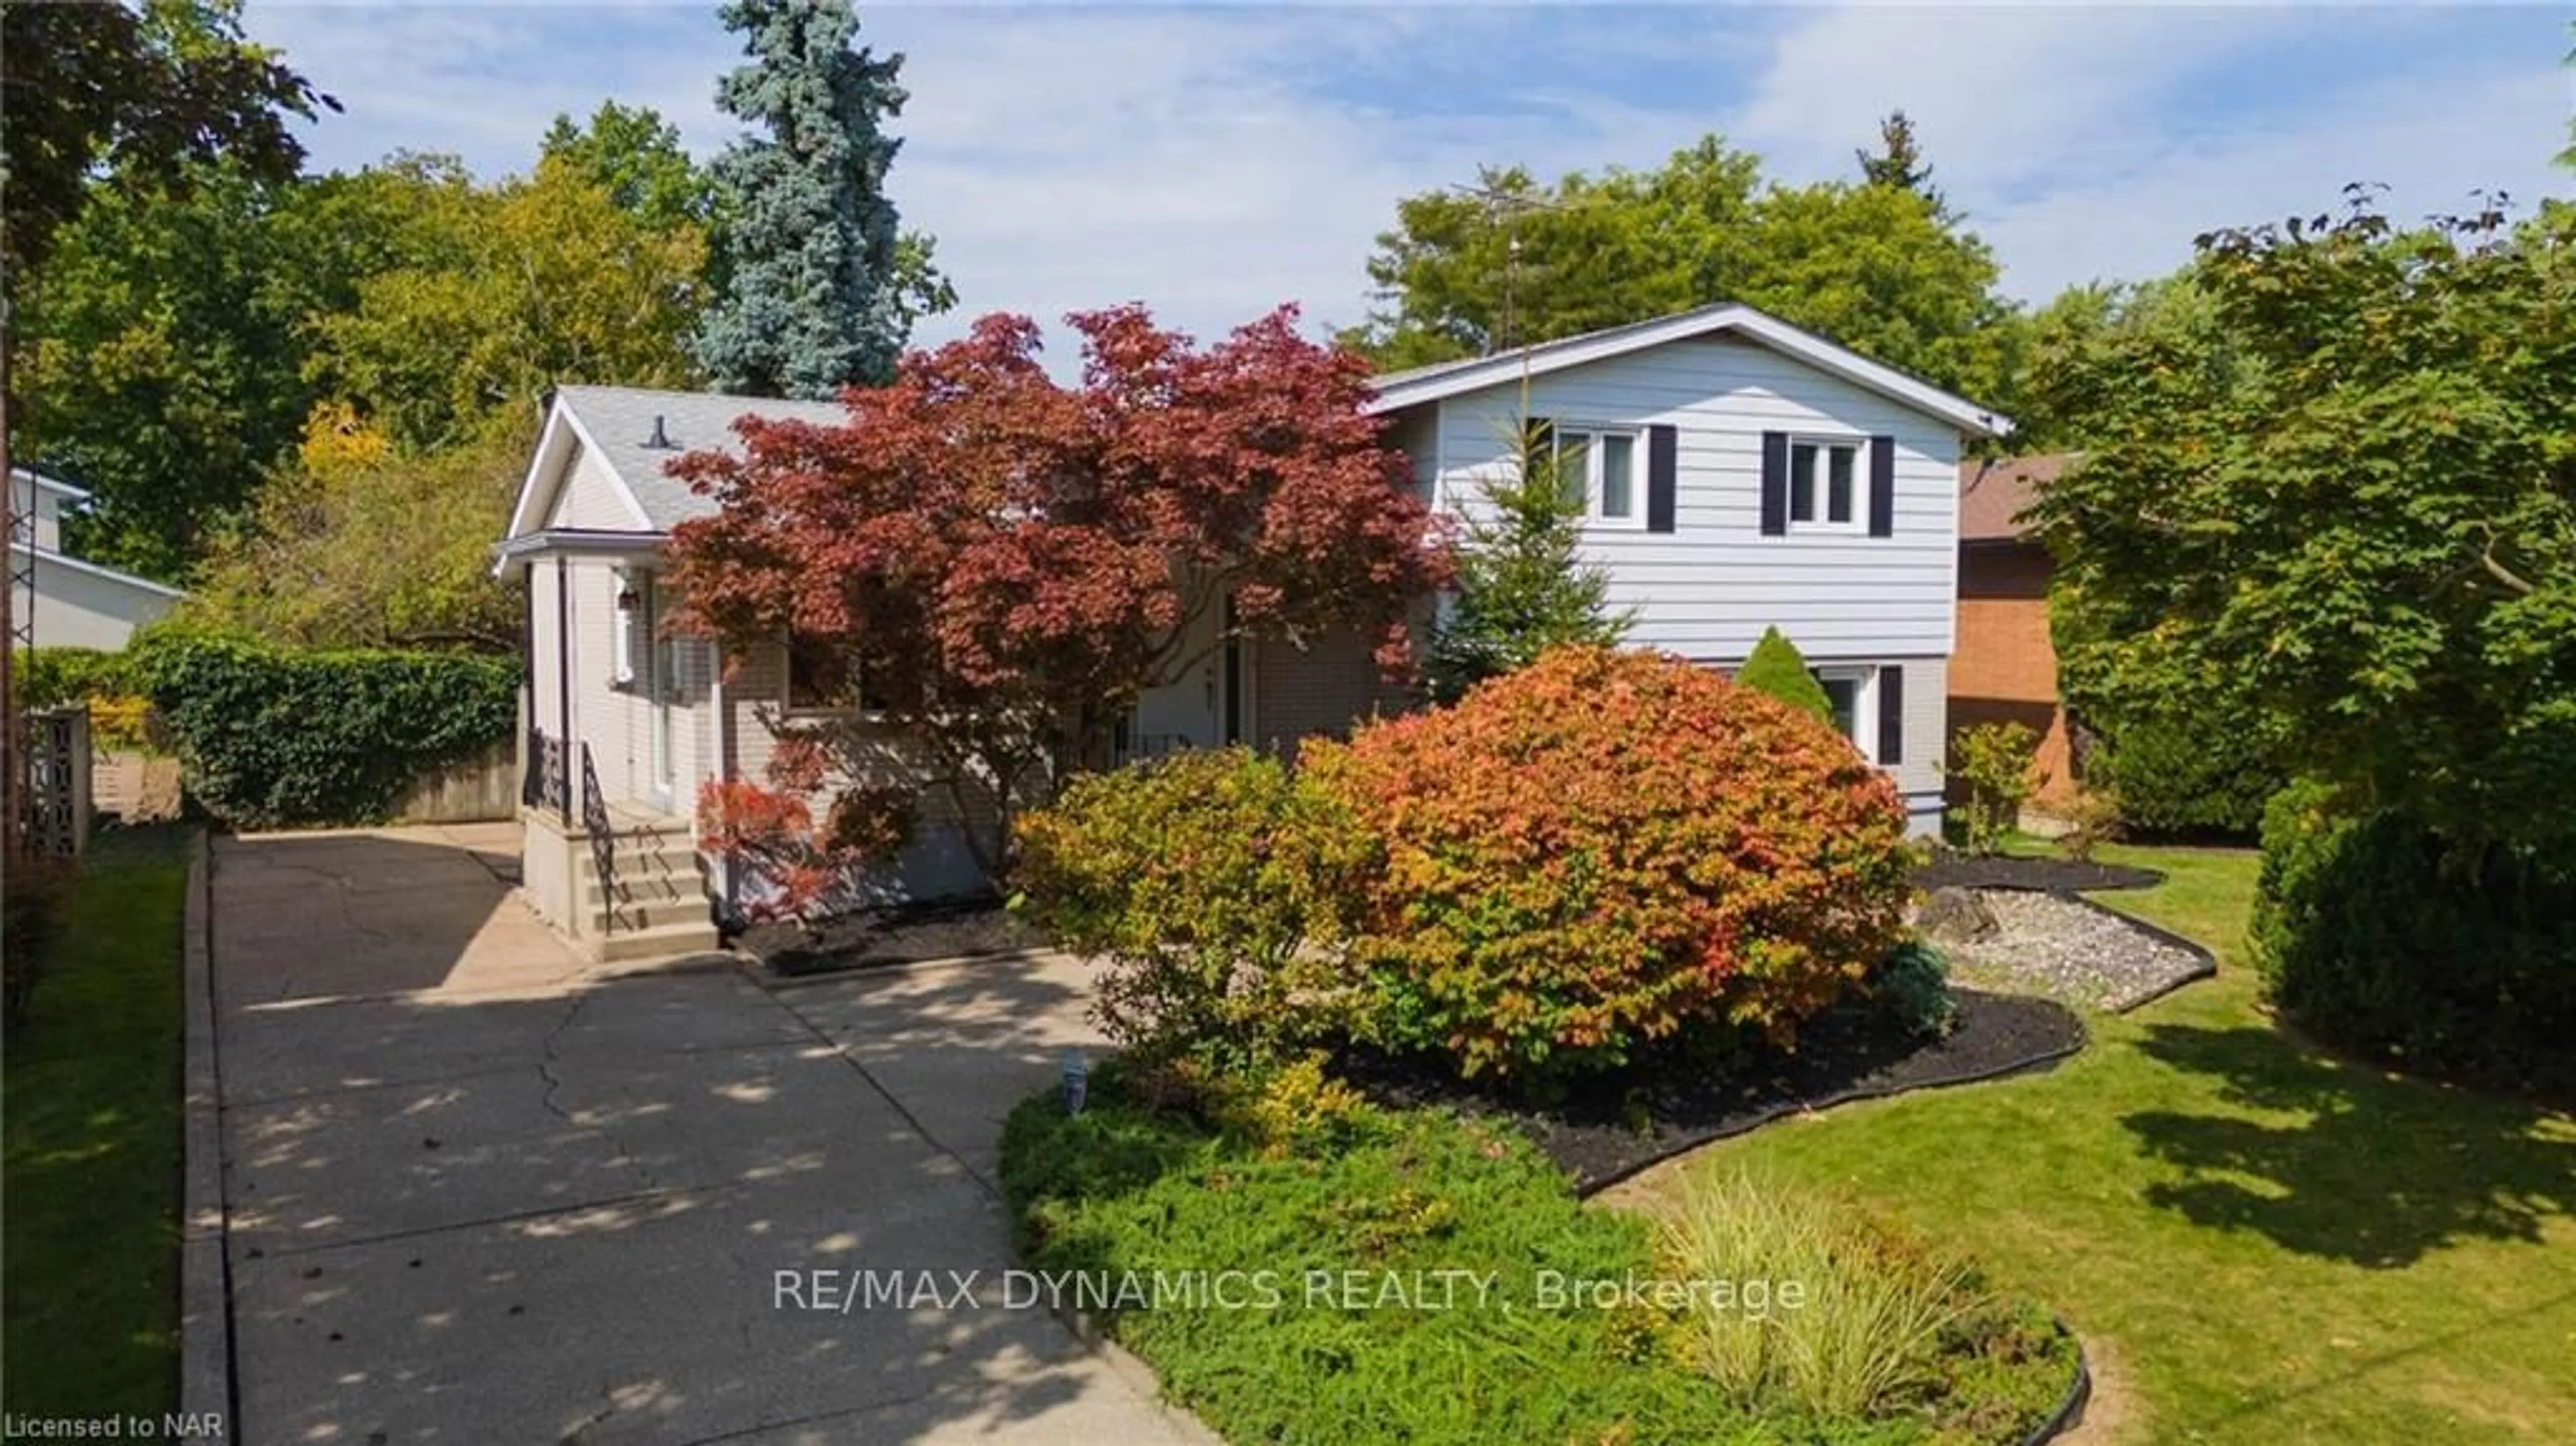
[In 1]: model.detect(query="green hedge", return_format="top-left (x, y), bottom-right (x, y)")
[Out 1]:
top-left (2253, 782), bottom-right (2576, 1100)
top-left (133, 632), bottom-right (517, 828)
top-left (12, 647), bottom-right (142, 709)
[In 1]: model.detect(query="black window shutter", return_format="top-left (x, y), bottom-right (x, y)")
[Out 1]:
top-left (1759, 431), bottom-right (1789, 536)
top-left (1646, 425), bottom-right (1678, 533)
top-left (1878, 666), bottom-right (1904, 765)
top-left (1868, 435), bottom-right (1896, 537)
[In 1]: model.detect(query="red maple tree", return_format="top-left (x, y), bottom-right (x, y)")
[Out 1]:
top-left (665, 304), bottom-right (1451, 887)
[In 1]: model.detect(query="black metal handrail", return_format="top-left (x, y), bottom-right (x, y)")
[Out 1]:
top-left (579, 742), bottom-right (623, 936)
top-left (523, 727), bottom-right (569, 814)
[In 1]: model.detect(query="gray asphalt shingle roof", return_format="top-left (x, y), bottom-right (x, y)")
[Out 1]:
top-left (554, 384), bottom-right (849, 531)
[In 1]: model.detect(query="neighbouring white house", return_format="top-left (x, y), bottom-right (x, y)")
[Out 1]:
top-left (496, 304), bottom-right (2007, 961)
top-left (9, 468), bottom-right (185, 651)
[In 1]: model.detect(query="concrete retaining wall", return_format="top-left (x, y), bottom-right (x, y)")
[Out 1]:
top-left (391, 740), bottom-right (519, 824)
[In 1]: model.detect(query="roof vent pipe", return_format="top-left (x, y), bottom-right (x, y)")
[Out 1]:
top-left (646, 414), bottom-right (674, 449)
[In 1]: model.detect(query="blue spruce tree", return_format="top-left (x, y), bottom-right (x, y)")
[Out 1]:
top-left (696, 0), bottom-right (914, 398)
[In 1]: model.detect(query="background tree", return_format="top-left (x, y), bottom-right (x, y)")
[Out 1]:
top-left (1425, 430), bottom-right (1629, 701)
top-left (665, 304), bottom-right (1452, 877)
top-left (16, 162), bottom-right (318, 577)
top-left (540, 101), bottom-right (715, 234)
top-left (0, 0), bottom-right (326, 286)
top-left (306, 154), bottom-right (708, 451)
top-left (2029, 192), bottom-right (2576, 852)
top-left (694, 0), bottom-right (935, 398)
top-left (1347, 139), bottom-right (1764, 369)
top-left (178, 406), bottom-right (525, 649)
top-left (1738, 178), bottom-right (2021, 408)
top-left (1345, 131), bottom-right (2022, 408)
top-left (1856, 109), bottom-right (1941, 210)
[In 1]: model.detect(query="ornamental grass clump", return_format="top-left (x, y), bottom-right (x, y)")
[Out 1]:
top-left (1303, 645), bottom-right (1913, 1084)
top-left (1661, 1168), bottom-right (1992, 1421)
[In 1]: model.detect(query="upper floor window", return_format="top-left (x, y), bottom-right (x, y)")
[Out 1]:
top-left (1537, 424), bottom-right (1642, 526)
top-left (1789, 438), bottom-right (1864, 532)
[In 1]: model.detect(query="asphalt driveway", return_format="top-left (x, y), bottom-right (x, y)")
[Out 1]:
top-left (211, 823), bottom-right (1191, 1445)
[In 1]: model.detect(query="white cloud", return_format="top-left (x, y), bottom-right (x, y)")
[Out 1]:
top-left (243, 0), bottom-right (2576, 364)
top-left (1723, 5), bottom-right (2571, 300)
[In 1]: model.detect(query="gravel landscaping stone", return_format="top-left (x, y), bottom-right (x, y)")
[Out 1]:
top-left (1943, 889), bottom-right (2215, 1013)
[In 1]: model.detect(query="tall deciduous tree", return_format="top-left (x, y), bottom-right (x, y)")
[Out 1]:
top-left (1426, 431), bottom-right (1629, 701)
top-left (540, 101), bottom-right (715, 234)
top-left (665, 304), bottom-right (1453, 877)
top-left (694, 0), bottom-right (926, 398)
top-left (1348, 139), bottom-right (1765, 369)
top-left (17, 162), bottom-right (317, 577)
top-left (1346, 132), bottom-right (2021, 408)
top-left (1737, 179), bottom-right (2021, 408)
top-left (0, 0), bottom-right (327, 286)
top-left (307, 155), bottom-right (708, 451)
top-left (2030, 193), bottom-right (2576, 851)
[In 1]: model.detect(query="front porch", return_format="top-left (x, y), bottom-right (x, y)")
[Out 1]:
top-left (519, 726), bottom-right (719, 962)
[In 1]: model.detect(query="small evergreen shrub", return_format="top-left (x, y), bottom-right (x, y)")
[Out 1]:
top-left (133, 630), bottom-right (517, 828)
top-left (1870, 940), bottom-right (1956, 1040)
top-left (1012, 748), bottom-right (1363, 1069)
top-left (2253, 783), bottom-right (2576, 1099)
top-left (2090, 707), bottom-right (2289, 840)
top-left (1303, 646), bottom-right (1912, 1084)
top-left (1424, 427), bottom-right (1631, 702)
top-left (1943, 722), bottom-right (2042, 856)
top-left (1734, 626), bottom-right (1834, 722)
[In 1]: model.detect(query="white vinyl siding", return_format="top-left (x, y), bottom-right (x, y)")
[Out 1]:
top-left (545, 446), bottom-right (651, 530)
top-left (1427, 336), bottom-right (1960, 660)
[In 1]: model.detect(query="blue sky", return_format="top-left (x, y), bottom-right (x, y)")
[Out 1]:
top-left (242, 3), bottom-right (2574, 355)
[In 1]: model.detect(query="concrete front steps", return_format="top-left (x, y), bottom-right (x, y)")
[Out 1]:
top-left (570, 812), bottom-right (722, 963)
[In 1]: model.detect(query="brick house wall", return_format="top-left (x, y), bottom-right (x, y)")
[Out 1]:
top-left (1949, 537), bottom-right (2076, 807)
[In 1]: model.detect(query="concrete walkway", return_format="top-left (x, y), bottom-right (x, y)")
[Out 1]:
top-left (211, 824), bottom-right (1193, 1445)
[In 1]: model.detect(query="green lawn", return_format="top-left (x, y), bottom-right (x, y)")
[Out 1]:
top-left (3, 826), bottom-right (193, 1419)
top-left (1647, 844), bottom-right (2576, 1443)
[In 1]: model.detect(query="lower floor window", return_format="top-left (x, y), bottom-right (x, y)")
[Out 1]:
top-left (787, 633), bottom-right (893, 714)
top-left (1813, 666), bottom-right (1878, 763)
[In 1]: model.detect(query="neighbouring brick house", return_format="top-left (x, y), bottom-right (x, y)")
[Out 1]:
top-left (1950, 454), bottom-right (2078, 810)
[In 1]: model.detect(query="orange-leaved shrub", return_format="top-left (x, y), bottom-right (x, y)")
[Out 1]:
top-left (1301, 645), bottom-right (1913, 1083)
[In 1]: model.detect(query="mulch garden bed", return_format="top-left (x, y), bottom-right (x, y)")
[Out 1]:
top-left (1913, 854), bottom-right (2165, 894)
top-left (1337, 987), bottom-right (2087, 1193)
top-left (737, 897), bottom-right (1049, 977)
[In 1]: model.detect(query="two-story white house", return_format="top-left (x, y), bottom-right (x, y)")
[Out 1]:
top-left (498, 302), bottom-right (2006, 960)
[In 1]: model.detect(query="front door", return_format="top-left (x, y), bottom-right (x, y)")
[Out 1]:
top-left (645, 577), bottom-right (676, 812)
